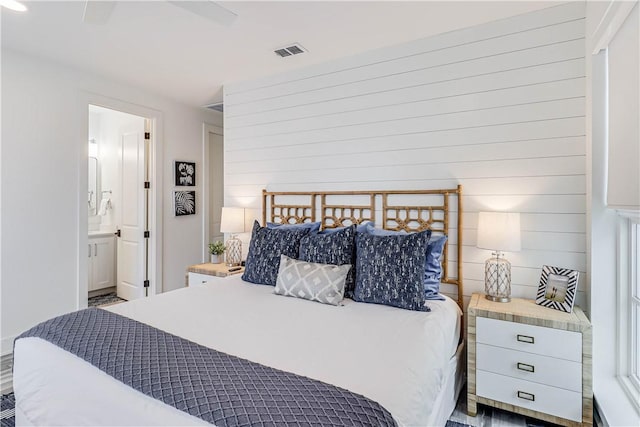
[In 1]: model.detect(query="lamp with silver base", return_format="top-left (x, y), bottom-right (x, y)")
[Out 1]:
top-left (476, 212), bottom-right (521, 302)
top-left (220, 207), bottom-right (246, 267)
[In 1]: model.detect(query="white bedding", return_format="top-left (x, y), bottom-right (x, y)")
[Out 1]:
top-left (14, 276), bottom-right (461, 426)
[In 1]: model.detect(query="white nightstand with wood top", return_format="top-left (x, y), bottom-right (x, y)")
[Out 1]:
top-left (467, 293), bottom-right (592, 426)
top-left (186, 263), bottom-right (244, 286)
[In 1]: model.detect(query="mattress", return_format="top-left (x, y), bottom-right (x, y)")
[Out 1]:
top-left (14, 276), bottom-right (462, 426)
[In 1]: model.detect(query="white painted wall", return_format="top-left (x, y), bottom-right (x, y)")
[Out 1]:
top-left (224, 3), bottom-right (587, 308)
top-left (0, 49), bottom-right (222, 354)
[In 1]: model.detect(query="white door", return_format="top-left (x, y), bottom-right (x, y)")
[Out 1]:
top-left (117, 124), bottom-right (146, 300)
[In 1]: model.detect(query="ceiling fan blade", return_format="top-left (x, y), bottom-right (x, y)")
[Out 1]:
top-left (168, 1), bottom-right (237, 26)
top-left (83, 0), bottom-right (117, 25)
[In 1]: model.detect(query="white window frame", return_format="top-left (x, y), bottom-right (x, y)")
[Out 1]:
top-left (616, 211), bottom-right (640, 411)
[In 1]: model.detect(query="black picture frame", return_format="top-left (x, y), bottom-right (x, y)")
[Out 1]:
top-left (174, 191), bottom-right (196, 216)
top-left (536, 265), bottom-right (579, 313)
top-left (175, 161), bottom-right (196, 186)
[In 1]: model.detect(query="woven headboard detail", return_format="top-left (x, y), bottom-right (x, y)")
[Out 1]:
top-left (262, 186), bottom-right (464, 309)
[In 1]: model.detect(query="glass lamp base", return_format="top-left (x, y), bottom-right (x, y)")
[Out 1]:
top-left (484, 254), bottom-right (512, 303)
top-left (485, 294), bottom-right (511, 303)
top-left (225, 237), bottom-right (242, 266)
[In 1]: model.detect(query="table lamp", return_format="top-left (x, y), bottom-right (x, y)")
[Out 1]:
top-left (476, 212), bottom-right (521, 302)
top-left (220, 207), bottom-right (245, 266)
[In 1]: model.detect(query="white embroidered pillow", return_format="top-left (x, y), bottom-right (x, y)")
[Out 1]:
top-left (274, 255), bottom-right (351, 306)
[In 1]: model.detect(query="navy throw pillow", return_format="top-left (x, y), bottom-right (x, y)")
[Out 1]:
top-left (266, 221), bottom-right (321, 234)
top-left (363, 223), bottom-right (407, 236)
top-left (354, 230), bottom-right (430, 311)
top-left (242, 221), bottom-right (311, 286)
top-left (299, 225), bottom-right (356, 296)
top-left (424, 235), bottom-right (447, 300)
top-left (319, 221), bottom-right (373, 235)
top-left (364, 224), bottom-right (445, 300)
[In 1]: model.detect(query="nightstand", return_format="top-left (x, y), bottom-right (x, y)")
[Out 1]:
top-left (185, 263), bottom-right (244, 286)
top-left (467, 293), bottom-right (592, 426)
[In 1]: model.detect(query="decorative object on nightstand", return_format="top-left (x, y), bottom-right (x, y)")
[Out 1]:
top-left (476, 211), bottom-right (521, 302)
top-left (536, 265), bottom-right (579, 313)
top-left (208, 241), bottom-right (226, 264)
top-left (467, 293), bottom-right (592, 427)
top-left (220, 207), bottom-right (245, 266)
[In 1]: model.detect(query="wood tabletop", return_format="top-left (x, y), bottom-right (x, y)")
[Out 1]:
top-left (187, 262), bottom-right (244, 277)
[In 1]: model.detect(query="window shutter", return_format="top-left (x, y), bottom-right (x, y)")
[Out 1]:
top-left (607, 4), bottom-right (640, 210)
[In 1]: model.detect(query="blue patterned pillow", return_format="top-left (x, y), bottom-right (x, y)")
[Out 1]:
top-left (299, 225), bottom-right (356, 296)
top-left (363, 223), bottom-right (407, 236)
top-left (266, 221), bottom-right (321, 233)
top-left (320, 221), bottom-right (373, 234)
top-left (242, 221), bottom-right (311, 286)
top-left (363, 224), bottom-right (444, 300)
top-left (424, 235), bottom-right (447, 300)
top-left (354, 231), bottom-right (430, 311)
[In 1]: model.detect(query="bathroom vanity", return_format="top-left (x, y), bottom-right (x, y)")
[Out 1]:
top-left (88, 232), bottom-right (116, 293)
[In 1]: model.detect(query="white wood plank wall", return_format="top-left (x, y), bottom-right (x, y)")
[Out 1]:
top-left (224, 2), bottom-right (587, 308)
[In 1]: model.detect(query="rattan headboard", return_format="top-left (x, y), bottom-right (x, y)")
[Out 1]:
top-left (262, 186), bottom-right (463, 309)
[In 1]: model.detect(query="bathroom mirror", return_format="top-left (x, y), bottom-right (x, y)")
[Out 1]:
top-left (88, 156), bottom-right (98, 216)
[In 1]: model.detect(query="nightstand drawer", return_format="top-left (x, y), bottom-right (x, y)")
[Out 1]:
top-left (476, 317), bottom-right (582, 362)
top-left (188, 272), bottom-right (218, 286)
top-left (477, 343), bottom-right (582, 392)
top-left (476, 370), bottom-right (582, 422)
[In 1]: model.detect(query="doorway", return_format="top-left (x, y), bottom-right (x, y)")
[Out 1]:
top-left (87, 105), bottom-right (152, 303)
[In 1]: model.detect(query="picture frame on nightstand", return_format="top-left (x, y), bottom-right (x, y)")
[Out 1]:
top-left (536, 265), bottom-right (578, 313)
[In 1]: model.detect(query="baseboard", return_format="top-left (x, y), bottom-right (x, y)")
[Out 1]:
top-left (594, 396), bottom-right (612, 427)
top-left (1, 335), bottom-right (17, 356)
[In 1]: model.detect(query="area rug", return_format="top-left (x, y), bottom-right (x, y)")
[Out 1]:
top-left (0, 393), bottom-right (14, 427)
top-left (88, 292), bottom-right (126, 307)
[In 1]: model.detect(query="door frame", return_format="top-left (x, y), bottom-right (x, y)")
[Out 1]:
top-left (78, 93), bottom-right (164, 309)
top-left (201, 123), bottom-right (224, 262)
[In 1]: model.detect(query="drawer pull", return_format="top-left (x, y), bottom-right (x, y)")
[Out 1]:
top-left (517, 391), bottom-right (535, 401)
top-left (516, 334), bottom-right (535, 344)
top-left (517, 362), bottom-right (535, 373)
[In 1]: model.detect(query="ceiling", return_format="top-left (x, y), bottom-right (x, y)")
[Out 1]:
top-left (2, 1), bottom-right (561, 108)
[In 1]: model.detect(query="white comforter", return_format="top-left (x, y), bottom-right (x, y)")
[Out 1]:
top-left (14, 277), bottom-right (461, 426)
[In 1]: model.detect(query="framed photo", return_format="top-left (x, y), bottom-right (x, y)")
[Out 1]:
top-left (175, 161), bottom-right (196, 186)
top-left (174, 190), bottom-right (196, 216)
top-left (536, 265), bottom-right (578, 313)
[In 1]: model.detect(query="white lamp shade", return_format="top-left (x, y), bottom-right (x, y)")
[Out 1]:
top-left (220, 207), bottom-right (245, 233)
top-left (476, 212), bottom-right (521, 252)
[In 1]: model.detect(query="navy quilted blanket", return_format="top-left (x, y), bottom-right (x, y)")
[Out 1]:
top-left (17, 308), bottom-right (397, 426)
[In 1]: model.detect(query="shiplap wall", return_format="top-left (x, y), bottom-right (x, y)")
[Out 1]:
top-left (224, 2), bottom-right (586, 308)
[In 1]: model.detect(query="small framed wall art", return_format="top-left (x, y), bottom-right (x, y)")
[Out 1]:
top-left (536, 265), bottom-right (578, 313)
top-left (174, 190), bottom-right (196, 216)
top-left (175, 161), bottom-right (196, 186)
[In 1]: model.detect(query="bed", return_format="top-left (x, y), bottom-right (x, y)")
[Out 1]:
top-left (13, 187), bottom-right (465, 427)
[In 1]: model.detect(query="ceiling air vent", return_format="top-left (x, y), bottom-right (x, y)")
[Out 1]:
top-left (205, 103), bottom-right (224, 113)
top-left (274, 43), bottom-right (306, 58)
